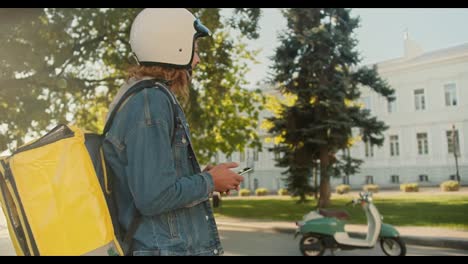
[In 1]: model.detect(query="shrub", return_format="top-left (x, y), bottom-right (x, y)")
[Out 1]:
top-left (336, 184), bottom-right (351, 195)
top-left (239, 189), bottom-right (251, 197)
top-left (400, 183), bottom-right (419, 192)
top-left (277, 188), bottom-right (289, 196)
top-left (440, 181), bottom-right (460, 192)
top-left (363, 184), bottom-right (379, 193)
top-left (255, 188), bottom-right (269, 196)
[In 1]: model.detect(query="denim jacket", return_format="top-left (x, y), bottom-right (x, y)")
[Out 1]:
top-left (103, 79), bottom-right (223, 256)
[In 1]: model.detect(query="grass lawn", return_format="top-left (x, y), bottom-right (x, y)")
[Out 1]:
top-left (213, 193), bottom-right (468, 230)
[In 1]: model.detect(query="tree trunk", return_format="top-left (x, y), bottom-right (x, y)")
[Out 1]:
top-left (313, 161), bottom-right (318, 200)
top-left (346, 147), bottom-right (351, 179)
top-left (318, 147), bottom-right (331, 208)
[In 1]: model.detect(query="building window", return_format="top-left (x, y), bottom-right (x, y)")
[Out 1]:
top-left (391, 175), bottom-right (399, 184)
top-left (419, 174), bottom-right (429, 182)
top-left (390, 135), bottom-right (400, 157)
top-left (274, 145), bottom-right (280, 160)
top-left (226, 154), bottom-right (232, 162)
top-left (365, 176), bottom-right (374, 184)
top-left (388, 98), bottom-right (397, 113)
top-left (274, 152), bottom-right (280, 160)
top-left (449, 175), bottom-right (456, 180)
top-left (446, 130), bottom-right (460, 155)
top-left (240, 151), bottom-right (245, 162)
top-left (276, 177), bottom-right (281, 190)
top-left (362, 96), bottom-right (371, 111)
top-left (444, 83), bottom-right (457, 107)
top-left (365, 141), bottom-right (374, 158)
top-left (253, 149), bottom-right (259, 161)
top-left (414, 89), bottom-right (426, 111)
top-left (253, 178), bottom-right (259, 190)
top-left (417, 133), bottom-right (429, 155)
top-left (343, 175), bottom-right (350, 185)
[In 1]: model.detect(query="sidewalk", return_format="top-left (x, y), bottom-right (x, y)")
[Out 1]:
top-left (0, 208), bottom-right (15, 256)
top-left (215, 216), bottom-right (468, 250)
top-left (2, 210), bottom-right (467, 255)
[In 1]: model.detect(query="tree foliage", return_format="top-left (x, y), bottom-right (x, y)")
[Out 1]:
top-left (0, 8), bottom-right (264, 164)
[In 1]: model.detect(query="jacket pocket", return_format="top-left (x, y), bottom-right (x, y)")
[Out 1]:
top-left (168, 212), bottom-right (179, 239)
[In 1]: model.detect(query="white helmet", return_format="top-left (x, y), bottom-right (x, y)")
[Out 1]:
top-left (129, 8), bottom-right (211, 69)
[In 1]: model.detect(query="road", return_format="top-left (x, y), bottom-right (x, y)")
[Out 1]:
top-left (1, 220), bottom-right (467, 256)
top-left (219, 226), bottom-right (468, 256)
top-left (1, 227), bottom-right (467, 256)
top-left (0, 228), bottom-right (15, 256)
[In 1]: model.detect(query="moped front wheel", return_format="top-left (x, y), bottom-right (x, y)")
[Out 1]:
top-left (300, 234), bottom-right (325, 256)
top-left (380, 237), bottom-right (406, 256)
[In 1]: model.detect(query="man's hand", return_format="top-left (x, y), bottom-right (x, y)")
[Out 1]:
top-left (206, 162), bottom-right (244, 193)
top-left (222, 185), bottom-right (240, 196)
top-left (203, 164), bottom-right (215, 172)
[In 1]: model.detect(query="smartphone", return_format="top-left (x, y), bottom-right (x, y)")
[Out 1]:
top-left (238, 167), bottom-right (253, 175)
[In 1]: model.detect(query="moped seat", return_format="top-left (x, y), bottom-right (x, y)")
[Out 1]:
top-left (318, 209), bottom-right (350, 220)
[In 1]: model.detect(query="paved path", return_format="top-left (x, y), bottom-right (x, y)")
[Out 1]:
top-left (219, 226), bottom-right (468, 256)
top-left (216, 216), bottom-right (468, 250)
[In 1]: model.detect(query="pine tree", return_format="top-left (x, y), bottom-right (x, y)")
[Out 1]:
top-left (268, 8), bottom-right (394, 207)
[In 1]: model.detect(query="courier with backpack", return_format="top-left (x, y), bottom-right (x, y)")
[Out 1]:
top-left (0, 79), bottom-right (176, 256)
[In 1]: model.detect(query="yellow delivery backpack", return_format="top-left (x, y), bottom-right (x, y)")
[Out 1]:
top-left (0, 125), bottom-right (123, 256)
top-left (0, 79), bottom-right (176, 256)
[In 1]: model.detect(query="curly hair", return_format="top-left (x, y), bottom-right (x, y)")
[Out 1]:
top-left (127, 65), bottom-right (189, 103)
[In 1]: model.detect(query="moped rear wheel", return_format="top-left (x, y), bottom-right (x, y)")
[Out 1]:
top-left (300, 234), bottom-right (325, 256)
top-left (380, 237), bottom-right (406, 256)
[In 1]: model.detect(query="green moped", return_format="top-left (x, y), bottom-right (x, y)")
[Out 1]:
top-left (295, 192), bottom-right (406, 256)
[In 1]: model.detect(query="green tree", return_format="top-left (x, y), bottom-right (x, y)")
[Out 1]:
top-left (187, 8), bottom-right (264, 163)
top-left (0, 8), bottom-right (263, 164)
top-left (268, 8), bottom-right (394, 206)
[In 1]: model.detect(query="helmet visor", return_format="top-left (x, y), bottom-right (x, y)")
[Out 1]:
top-left (194, 19), bottom-right (211, 39)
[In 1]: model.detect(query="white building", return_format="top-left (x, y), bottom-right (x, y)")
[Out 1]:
top-left (217, 37), bottom-right (468, 191)
top-left (215, 85), bottom-right (286, 192)
top-left (332, 37), bottom-right (468, 189)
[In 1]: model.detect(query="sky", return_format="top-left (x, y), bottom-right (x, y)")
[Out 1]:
top-left (242, 8), bottom-right (468, 86)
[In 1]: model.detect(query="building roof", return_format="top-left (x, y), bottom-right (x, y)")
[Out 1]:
top-left (377, 42), bottom-right (468, 71)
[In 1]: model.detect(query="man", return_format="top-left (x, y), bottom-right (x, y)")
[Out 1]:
top-left (103, 8), bottom-right (243, 256)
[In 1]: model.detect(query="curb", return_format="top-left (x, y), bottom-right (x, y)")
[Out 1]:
top-left (401, 236), bottom-right (468, 251)
top-left (217, 222), bottom-right (468, 251)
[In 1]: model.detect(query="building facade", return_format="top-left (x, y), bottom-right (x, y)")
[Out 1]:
top-left (332, 39), bottom-right (468, 189)
top-left (215, 85), bottom-right (286, 192)
top-left (217, 38), bottom-right (468, 191)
